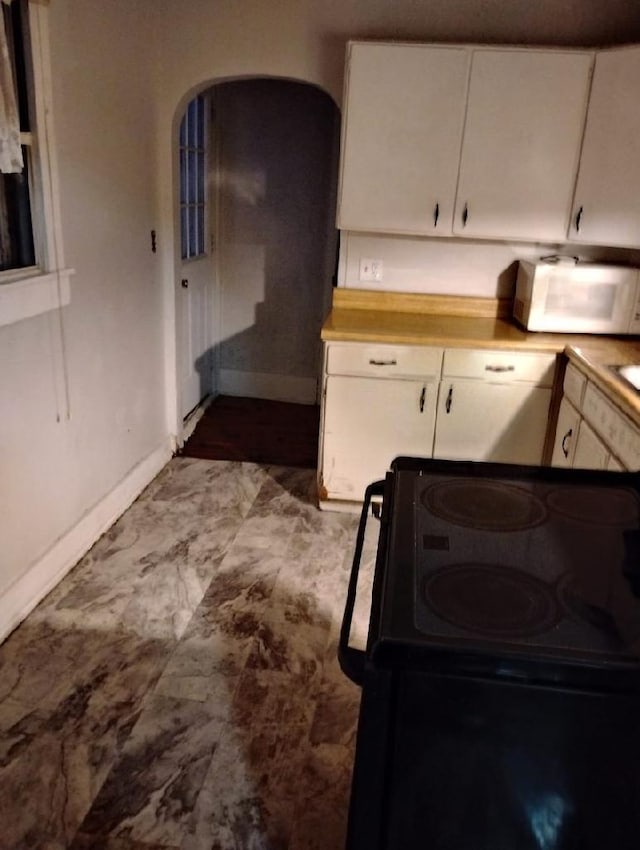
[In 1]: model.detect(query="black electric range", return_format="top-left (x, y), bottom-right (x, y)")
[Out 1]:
top-left (340, 457), bottom-right (640, 850)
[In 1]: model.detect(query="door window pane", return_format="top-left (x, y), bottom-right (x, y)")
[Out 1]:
top-left (179, 94), bottom-right (207, 260)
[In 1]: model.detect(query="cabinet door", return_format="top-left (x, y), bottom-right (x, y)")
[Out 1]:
top-left (337, 43), bottom-right (470, 235)
top-left (321, 375), bottom-right (437, 500)
top-left (570, 47), bottom-right (640, 247)
top-left (573, 420), bottom-right (609, 470)
top-left (453, 49), bottom-right (592, 241)
top-left (434, 380), bottom-right (552, 465)
top-left (551, 397), bottom-right (581, 468)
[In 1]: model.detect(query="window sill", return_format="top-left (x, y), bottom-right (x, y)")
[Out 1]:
top-left (0, 268), bottom-right (73, 328)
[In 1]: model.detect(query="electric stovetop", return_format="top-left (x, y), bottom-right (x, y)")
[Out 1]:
top-left (370, 457), bottom-right (640, 688)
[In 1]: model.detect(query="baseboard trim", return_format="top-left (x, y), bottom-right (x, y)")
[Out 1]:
top-left (218, 370), bottom-right (317, 404)
top-left (0, 438), bottom-right (173, 643)
top-left (181, 393), bottom-right (214, 445)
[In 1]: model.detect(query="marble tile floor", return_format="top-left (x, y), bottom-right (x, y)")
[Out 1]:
top-left (0, 459), bottom-right (380, 850)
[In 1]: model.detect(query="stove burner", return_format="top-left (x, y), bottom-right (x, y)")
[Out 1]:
top-left (422, 563), bottom-right (561, 637)
top-left (421, 479), bottom-right (548, 532)
top-left (547, 486), bottom-right (640, 526)
top-left (556, 573), bottom-right (618, 634)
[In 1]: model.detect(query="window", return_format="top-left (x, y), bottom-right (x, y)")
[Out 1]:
top-left (0, 0), bottom-right (71, 328)
top-left (0, 0), bottom-right (35, 272)
top-left (179, 94), bottom-right (207, 260)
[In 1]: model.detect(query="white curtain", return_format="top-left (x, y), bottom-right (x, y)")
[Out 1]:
top-left (0, 0), bottom-right (23, 173)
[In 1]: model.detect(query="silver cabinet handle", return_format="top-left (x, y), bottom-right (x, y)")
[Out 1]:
top-left (561, 428), bottom-right (573, 458)
top-left (485, 364), bottom-right (515, 373)
top-left (419, 386), bottom-right (426, 413)
top-left (368, 359), bottom-right (397, 366)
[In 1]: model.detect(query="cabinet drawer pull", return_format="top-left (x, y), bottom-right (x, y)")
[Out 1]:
top-left (462, 203), bottom-right (469, 227)
top-left (485, 364), bottom-right (515, 373)
top-left (562, 428), bottom-right (573, 458)
top-left (419, 385), bottom-right (426, 413)
top-left (575, 205), bottom-right (583, 232)
top-left (368, 358), bottom-right (397, 367)
top-left (433, 202), bottom-right (440, 228)
top-left (445, 385), bottom-right (453, 414)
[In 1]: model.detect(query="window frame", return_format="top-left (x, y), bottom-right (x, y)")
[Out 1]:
top-left (0, 0), bottom-right (73, 328)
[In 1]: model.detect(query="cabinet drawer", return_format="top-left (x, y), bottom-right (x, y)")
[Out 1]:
top-left (563, 362), bottom-right (587, 410)
top-left (442, 349), bottom-right (557, 385)
top-left (326, 343), bottom-right (443, 379)
top-left (582, 382), bottom-right (640, 470)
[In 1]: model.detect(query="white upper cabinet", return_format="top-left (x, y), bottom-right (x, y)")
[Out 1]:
top-left (337, 43), bottom-right (470, 236)
top-left (570, 47), bottom-right (640, 247)
top-left (453, 49), bottom-right (592, 241)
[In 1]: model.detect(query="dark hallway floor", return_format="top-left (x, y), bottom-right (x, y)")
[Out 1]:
top-left (181, 396), bottom-right (320, 469)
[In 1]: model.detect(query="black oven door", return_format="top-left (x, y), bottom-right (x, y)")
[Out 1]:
top-left (346, 664), bottom-right (640, 850)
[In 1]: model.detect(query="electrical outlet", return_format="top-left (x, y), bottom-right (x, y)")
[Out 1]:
top-left (359, 258), bottom-right (384, 282)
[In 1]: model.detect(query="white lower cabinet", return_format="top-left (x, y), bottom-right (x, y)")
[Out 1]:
top-left (551, 397), bottom-right (581, 468)
top-left (319, 342), bottom-right (558, 505)
top-left (551, 362), bottom-right (640, 472)
top-left (433, 381), bottom-right (552, 464)
top-left (321, 374), bottom-right (438, 500)
top-left (433, 348), bottom-right (555, 465)
top-left (572, 420), bottom-right (610, 470)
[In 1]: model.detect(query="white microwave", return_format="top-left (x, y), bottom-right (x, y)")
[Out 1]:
top-left (513, 260), bottom-right (640, 335)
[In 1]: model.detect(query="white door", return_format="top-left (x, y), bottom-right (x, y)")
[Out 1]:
top-left (570, 47), bottom-right (640, 247)
top-left (434, 380), bottom-right (552, 465)
top-left (180, 257), bottom-right (212, 418)
top-left (321, 375), bottom-right (438, 500)
top-left (453, 49), bottom-right (592, 241)
top-left (179, 93), bottom-right (217, 419)
top-left (337, 43), bottom-right (470, 235)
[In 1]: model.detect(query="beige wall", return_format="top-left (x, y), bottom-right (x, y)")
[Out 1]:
top-left (215, 79), bottom-right (339, 402)
top-left (0, 0), bottom-right (168, 633)
top-left (338, 233), bottom-right (640, 298)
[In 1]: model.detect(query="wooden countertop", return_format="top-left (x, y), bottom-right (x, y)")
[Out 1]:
top-left (321, 288), bottom-right (640, 424)
top-left (323, 307), bottom-right (577, 351)
top-left (322, 288), bottom-right (629, 353)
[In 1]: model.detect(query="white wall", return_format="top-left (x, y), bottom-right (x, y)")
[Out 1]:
top-left (0, 0), bottom-right (171, 637)
top-left (338, 233), bottom-right (640, 298)
top-left (215, 79), bottom-right (339, 403)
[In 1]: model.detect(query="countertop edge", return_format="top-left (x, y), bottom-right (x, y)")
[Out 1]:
top-left (321, 303), bottom-right (640, 425)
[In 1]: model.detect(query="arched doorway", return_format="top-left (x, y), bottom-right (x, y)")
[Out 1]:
top-left (177, 77), bottom-right (340, 445)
